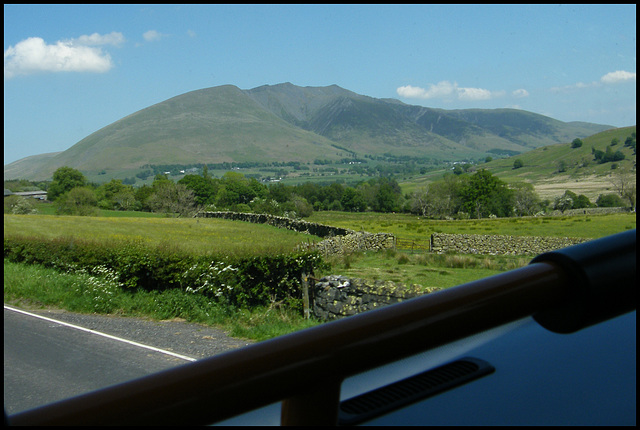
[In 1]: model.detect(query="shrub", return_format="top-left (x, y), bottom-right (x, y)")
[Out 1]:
top-left (596, 193), bottom-right (624, 207)
top-left (3, 235), bottom-right (327, 314)
top-left (4, 196), bottom-right (37, 214)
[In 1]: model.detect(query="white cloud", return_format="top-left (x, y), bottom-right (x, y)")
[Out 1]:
top-left (457, 87), bottom-right (494, 101)
top-left (4, 35), bottom-right (116, 78)
top-left (600, 70), bottom-right (636, 84)
top-left (397, 81), bottom-right (504, 101)
top-left (69, 31), bottom-right (125, 47)
top-left (551, 70), bottom-right (635, 93)
top-left (512, 89), bottom-right (529, 98)
top-left (143, 30), bottom-right (164, 42)
top-left (397, 82), bottom-right (456, 99)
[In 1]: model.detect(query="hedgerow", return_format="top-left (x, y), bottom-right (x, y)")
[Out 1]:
top-left (4, 235), bottom-right (327, 312)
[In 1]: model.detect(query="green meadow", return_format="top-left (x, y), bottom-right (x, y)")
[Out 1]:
top-left (307, 211), bottom-right (636, 241)
top-left (4, 214), bottom-right (321, 257)
top-left (4, 211), bottom-right (635, 340)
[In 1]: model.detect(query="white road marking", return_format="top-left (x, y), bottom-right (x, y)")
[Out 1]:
top-left (4, 305), bottom-right (197, 362)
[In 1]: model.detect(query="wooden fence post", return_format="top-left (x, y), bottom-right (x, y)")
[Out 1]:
top-left (302, 272), bottom-right (310, 319)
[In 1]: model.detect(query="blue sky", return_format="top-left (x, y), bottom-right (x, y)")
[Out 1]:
top-left (4, 4), bottom-right (636, 165)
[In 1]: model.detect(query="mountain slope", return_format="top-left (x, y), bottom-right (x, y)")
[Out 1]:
top-left (247, 83), bottom-right (608, 156)
top-left (5, 82), bottom-right (614, 181)
top-left (24, 85), bottom-right (345, 180)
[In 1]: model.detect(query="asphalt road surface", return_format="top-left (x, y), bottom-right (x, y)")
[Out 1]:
top-left (3, 305), bottom-right (252, 415)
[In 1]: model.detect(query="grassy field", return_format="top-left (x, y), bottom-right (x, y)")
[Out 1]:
top-left (4, 210), bottom-right (635, 340)
top-left (307, 211), bottom-right (636, 241)
top-left (4, 214), bottom-right (321, 257)
top-left (400, 126), bottom-right (636, 200)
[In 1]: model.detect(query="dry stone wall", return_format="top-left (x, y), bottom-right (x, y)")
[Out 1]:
top-left (303, 232), bottom-right (396, 255)
top-left (312, 275), bottom-right (442, 320)
top-left (199, 211), bottom-right (396, 254)
top-left (430, 233), bottom-right (590, 255)
top-left (199, 211), bottom-right (597, 321)
top-left (198, 211), bottom-right (354, 237)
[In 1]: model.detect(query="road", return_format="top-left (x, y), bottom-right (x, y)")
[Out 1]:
top-left (3, 305), bottom-right (252, 415)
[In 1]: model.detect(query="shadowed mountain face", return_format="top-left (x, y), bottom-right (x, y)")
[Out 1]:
top-left (5, 82), bottom-right (612, 181)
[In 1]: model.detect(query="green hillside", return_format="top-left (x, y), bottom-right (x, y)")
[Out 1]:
top-left (4, 83), bottom-right (614, 182)
top-left (402, 126), bottom-right (636, 202)
top-left (22, 85), bottom-right (345, 181)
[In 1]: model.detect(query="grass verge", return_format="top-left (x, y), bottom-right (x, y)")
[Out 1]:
top-left (3, 260), bottom-right (320, 342)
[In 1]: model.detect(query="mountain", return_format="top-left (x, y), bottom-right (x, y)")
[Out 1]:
top-left (4, 82), bottom-right (614, 181)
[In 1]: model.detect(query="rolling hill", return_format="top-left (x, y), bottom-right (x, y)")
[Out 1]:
top-left (402, 126), bottom-right (636, 202)
top-left (4, 82), bottom-right (614, 181)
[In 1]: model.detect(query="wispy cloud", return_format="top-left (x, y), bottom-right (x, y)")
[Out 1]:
top-left (512, 89), bottom-right (529, 98)
top-left (4, 32), bottom-right (123, 78)
top-left (551, 70), bottom-right (636, 92)
top-left (67, 31), bottom-right (125, 47)
top-left (397, 81), bottom-right (508, 102)
top-left (600, 70), bottom-right (636, 84)
top-left (143, 30), bottom-right (165, 42)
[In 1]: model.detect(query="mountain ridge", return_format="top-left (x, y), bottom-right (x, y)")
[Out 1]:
top-left (4, 82), bottom-right (614, 181)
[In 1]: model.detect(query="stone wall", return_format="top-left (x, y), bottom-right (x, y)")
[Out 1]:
top-left (198, 211), bottom-right (354, 238)
top-left (312, 275), bottom-right (442, 320)
top-left (430, 233), bottom-right (590, 255)
top-left (548, 207), bottom-right (633, 216)
top-left (301, 232), bottom-right (396, 255)
top-left (199, 211), bottom-right (396, 254)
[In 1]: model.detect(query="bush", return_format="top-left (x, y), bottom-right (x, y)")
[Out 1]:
top-left (4, 195), bottom-right (37, 214)
top-left (596, 193), bottom-right (624, 207)
top-left (55, 187), bottom-right (98, 216)
top-left (3, 235), bottom-right (327, 313)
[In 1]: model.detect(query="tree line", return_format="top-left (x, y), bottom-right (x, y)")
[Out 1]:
top-left (5, 165), bottom-right (635, 218)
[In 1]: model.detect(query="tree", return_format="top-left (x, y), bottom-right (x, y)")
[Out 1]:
top-left (557, 160), bottom-right (567, 173)
top-left (216, 172), bottom-right (266, 208)
top-left (572, 194), bottom-right (593, 209)
top-left (96, 179), bottom-right (131, 210)
top-left (47, 167), bottom-right (87, 201)
top-left (285, 195), bottom-right (314, 218)
top-left (371, 177), bottom-right (402, 213)
top-left (571, 138), bottom-right (583, 148)
top-left (512, 159), bottom-right (524, 169)
top-left (554, 193), bottom-right (573, 213)
top-left (459, 169), bottom-right (513, 218)
top-left (113, 189), bottom-right (138, 211)
top-left (341, 187), bottom-right (367, 212)
top-left (178, 174), bottom-right (219, 206)
top-left (55, 186), bottom-right (98, 216)
top-left (134, 185), bottom-right (155, 211)
top-left (415, 174), bottom-right (465, 218)
top-left (147, 183), bottom-right (198, 217)
top-left (4, 196), bottom-right (37, 215)
top-left (608, 170), bottom-right (636, 209)
top-left (596, 193), bottom-right (624, 208)
top-left (511, 183), bottom-right (542, 216)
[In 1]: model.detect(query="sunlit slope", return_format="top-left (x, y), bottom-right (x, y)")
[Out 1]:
top-left (5, 83), bottom-right (614, 181)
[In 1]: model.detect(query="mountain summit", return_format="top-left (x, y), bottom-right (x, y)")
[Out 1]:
top-left (5, 83), bottom-right (612, 181)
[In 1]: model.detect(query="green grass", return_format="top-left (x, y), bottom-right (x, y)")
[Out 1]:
top-left (4, 214), bottom-right (322, 257)
top-left (5, 210), bottom-right (635, 340)
top-left (400, 125), bottom-right (636, 197)
top-left (3, 260), bottom-right (320, 341)
top-left (307, 211), bottom-right (635, 241)
top-left (323, 249), bottom-right (529, 291)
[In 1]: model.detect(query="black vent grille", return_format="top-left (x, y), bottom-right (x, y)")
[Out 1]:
top-left (339, 357), bottom-right (494, 425)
